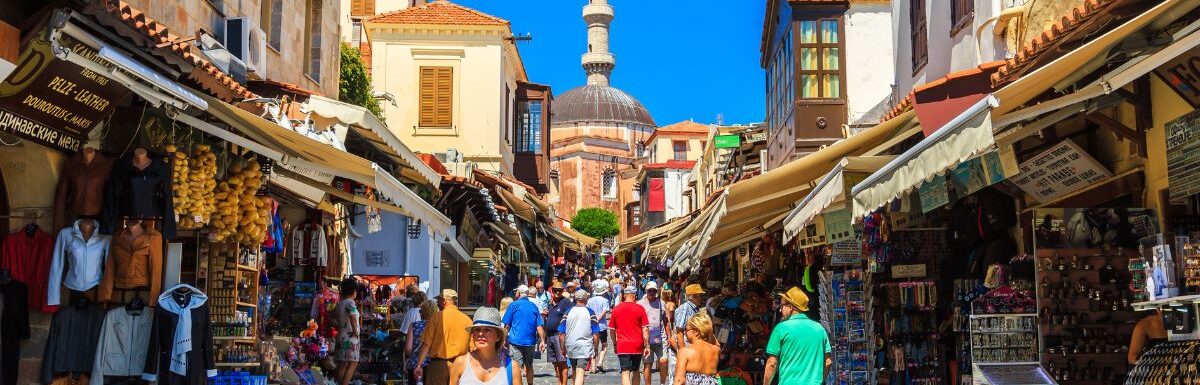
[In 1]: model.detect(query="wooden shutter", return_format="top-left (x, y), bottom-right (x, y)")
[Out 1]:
top-left (911, 0), bottom-right (928, 71)
top-left (420, 67), bottom-right (454, 127)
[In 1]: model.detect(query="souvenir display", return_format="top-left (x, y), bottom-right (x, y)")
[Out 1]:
top-left (1125, 340), bottom-right (1200, 385)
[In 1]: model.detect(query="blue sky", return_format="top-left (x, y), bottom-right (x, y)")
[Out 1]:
top-left (453, 0), bottom-right (767, 126)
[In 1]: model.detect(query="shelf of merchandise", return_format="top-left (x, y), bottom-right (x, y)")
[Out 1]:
top-left (1131, 294), bottom-right (1200, 311)
top-left (206, 241), bottom-right (264, 368)
top-left (215, 362), bottom-right (261, 367)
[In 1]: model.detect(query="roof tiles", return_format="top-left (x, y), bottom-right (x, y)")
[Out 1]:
top-left (368, 0), bottom-right (509, 26)
top-left (990, 0), bottom-right (1120, 86)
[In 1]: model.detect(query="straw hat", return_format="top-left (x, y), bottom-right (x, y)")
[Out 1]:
top-left (685, 284), bottom-right (706, 296)
top-left (779, 286), bottom-right (810, 312)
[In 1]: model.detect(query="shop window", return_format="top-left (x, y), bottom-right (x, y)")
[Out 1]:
top-left (304, 0), bottom-right (323, 81)
top-left (911, 0), bottom-right (928, 72)
top-left (515, 100), bottom-right (543, 153)
top-left (467, 258), bottom-right (490, 307)
top-left (260, 0), bottom-right (283, 51)
top-left (419, 66), bottom-right (454, 128)
top-left (673, 140), bottom-right (688, 161)
top-left (798, 17), bottom-right (843, 99)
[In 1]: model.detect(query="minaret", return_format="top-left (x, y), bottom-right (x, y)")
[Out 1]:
top-left (582, 0), bottom-right (615, 86)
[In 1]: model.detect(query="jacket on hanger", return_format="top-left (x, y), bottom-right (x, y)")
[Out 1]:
top-left (48, 220), bottom-right (110, 307)
top-left (89, 307), bottom-right (153, 385)
top-left (143, 285), bottom-right (215, 385)
top-left (98, 224), bottom-right (163, 306)
top-left (0, 228), bottom-right (56, 312)
top-left (41, 302), bottom-right (105, 384)
top-left (101, 153), bottom-right (175, 239)
top-left (53, 152), bottom-right (113, 232)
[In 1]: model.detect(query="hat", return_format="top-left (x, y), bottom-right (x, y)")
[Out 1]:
top-left (623, 286), bottom-right (638, 294)
top-left (442, 289), bottom-right (459, 299)
top-left (566, 280), bottom-right (579, 288)
top-left (779, 286), bottom-right (810, 312)
top-left (645, 282), bottom-right (659, 291)
top-left (515, 285), bottom-right (529, 295)
top-left (573, 290), bottom-right (589, 301)
top-left (466, 307), bottom-right (504, 333)
top-left (552, 282), bottom-right (563, 290)
top-left (685, 284), bottom-right (706, 296)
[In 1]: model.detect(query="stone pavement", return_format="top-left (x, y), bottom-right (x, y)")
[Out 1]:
top-left (524, 349), bottom-right (670, 385)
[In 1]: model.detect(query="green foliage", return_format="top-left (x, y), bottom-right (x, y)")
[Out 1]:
top-left (570, 208), bottom-right (620, 240)
top-left (338, 43), bottom-right (384, 120)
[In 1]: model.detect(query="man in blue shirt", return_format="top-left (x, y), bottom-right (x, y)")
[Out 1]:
top-left (501, 285), bottom-right (544, 385)
top-left (544, 282), bottom-right (575, 385)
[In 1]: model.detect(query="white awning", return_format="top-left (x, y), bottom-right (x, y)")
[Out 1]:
top-left (374, 166), bottom-right (452, 238)
top-left (783, 156), bottom-right (894, 242)
top-left (304, 95), bottom-right (442, 186)
top-left (851, 96), bottom-right (997, 220)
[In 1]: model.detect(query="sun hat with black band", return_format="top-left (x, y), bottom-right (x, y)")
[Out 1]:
top-left (466, 307), bottom-right (505, 333)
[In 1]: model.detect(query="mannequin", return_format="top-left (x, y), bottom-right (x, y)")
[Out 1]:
top-left (82, 147), bottom-right (96, 165)
top-left (131, 148), bottom-right (151, 171)
top-left (53, 147), bottom-right (113, 231)
top-left (78, 220), bottom-right (95, 241)
top-left (127, 220), bottom-right (143, 239)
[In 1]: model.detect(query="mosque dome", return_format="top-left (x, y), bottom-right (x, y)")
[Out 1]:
top-left (552, 84), bottom-right (656, 127)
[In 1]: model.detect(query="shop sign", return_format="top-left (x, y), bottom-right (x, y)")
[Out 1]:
top-left (824, 209), bottom-right (855, 244)
top-left (891, 263), bottom-right (927, 278)
top-left (1010, 139), bottom-right (1111, 202)
top-left (746, 132), bottom-right (767, 143)
top-left (917, 174), bottom-right (949, 213)
top-left (714, 134), bottom-right (741, 149)
top-left (1154, 46), bottom-right (1200, 108)
top-left (830, 239), bottom-right (861, 265)
top-left (981, 151), bottom-right (1007, 185)
top-left (950, 157), bottom-right (987, 196)
top-left (351, 211), bottom-right (410, 276)
top-left (0, 33), bottom-right (130, 152)
top-left (1165, 109), bottom-right (1200, 203)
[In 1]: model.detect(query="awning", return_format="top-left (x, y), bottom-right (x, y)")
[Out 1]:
top-left (374, 166), bottom-right (453, 238)
top-left (442, 236), bottom-right (472, 263)
top-left (197, 93), bottom-right (377, 187)
top-left (783, 156), bottom-right (894, 242)
top-left (561, 226), bottom-right (598, 248)
top-left (304, 95), bottom-right (442, 186)
top-left (851, 96), bottom-right (997, 220)
top-left (696, 110), bottom-right (916, 259)
top-left (496, 188), bottom-right (536, 223)
top-left (618, 216), bottom-right (689, 253)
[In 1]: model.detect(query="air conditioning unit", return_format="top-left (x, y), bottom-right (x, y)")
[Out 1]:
top-left (224, 17), bottom-right (268, 80)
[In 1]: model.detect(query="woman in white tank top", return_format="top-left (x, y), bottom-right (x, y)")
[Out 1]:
top-left (450, 307), bottom-right (519, 385)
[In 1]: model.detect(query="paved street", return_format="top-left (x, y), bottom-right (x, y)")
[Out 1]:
top-left (525, 349), bottom-right (669, 385)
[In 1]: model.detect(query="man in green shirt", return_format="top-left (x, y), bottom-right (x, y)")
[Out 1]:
top-left (763, 287), bottom-right (830, 385)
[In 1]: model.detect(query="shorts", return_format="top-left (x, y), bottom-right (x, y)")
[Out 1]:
top-left (509, 344), bottom-right (536, 367)
top-left (618, 354), bottom-right (643, 371)
top-left (597, 330), bottom-right (609, 344)
top-left (545, 335), bottom-right (567, 363)
top-left (644, 343), bottom-right (664, 365)
top-left (568, 358), bottom-right (590, 369)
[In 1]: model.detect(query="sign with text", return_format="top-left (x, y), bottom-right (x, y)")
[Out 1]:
top-left (891, 264), bottom-right (927, 278)
top-left (1154, 46), bottom-right (1200, 108)
top-left (0, 33), bottom-right (129, 152)
top-left (918, 174), bottom-right (949, 213)
top-left (1010, 139), bottom-right (1111, 202)
top-left (824, 209), bottom-right (854, 244)
top-left (714, 134), bottom-right (741, 149)
top-left (830, 239), bottom-right (861, 265)
top-left (1165, 108), bottom-right (1200, 203)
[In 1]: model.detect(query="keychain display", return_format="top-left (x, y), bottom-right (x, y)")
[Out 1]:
top-left (969, 314), bottom-right (1039, 364)
top-left (1125, 340), bottom-right (1200, 385)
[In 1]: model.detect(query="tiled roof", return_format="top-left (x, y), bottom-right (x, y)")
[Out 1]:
top-left (880, 61), bottom-right (1005, 123)
top-left (367, 0), bottom-right (509, 26)
top-left (655, 121), bottom-right (711, 135)
top-left (103, 0), bottom-right (255, 101)
top-left (990, 0), bottom-right (1121, 86)
top-left (417, 154), bottom-right (450, 175)
top-left (251, 79), bottom-right (320, 96)
top-left (643, 160), bottom-right (697, 170)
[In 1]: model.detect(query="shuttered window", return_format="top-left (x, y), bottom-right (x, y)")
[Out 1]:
top-left (911, 0), bottom-right (928, 72)
top-left (419, 66), bottom-right (454, 128)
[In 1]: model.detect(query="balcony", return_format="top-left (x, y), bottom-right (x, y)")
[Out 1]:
top-left (581, 52), bottom-right (615, 67)
top-left (513, 152), bottom-right (550, 194)
top-left (583, 4), bottom-right (614, 23)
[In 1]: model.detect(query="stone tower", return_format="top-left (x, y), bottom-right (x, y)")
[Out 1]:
top-left (582, 0), bottom-right (615, 86)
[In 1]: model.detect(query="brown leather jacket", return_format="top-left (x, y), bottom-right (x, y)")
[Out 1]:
top-left (53, 152), bottom-right (113, 231)
top-left (98, 224), bottom-right (163, 306)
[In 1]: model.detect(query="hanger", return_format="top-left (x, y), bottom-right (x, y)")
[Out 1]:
top-left (126, 295), bottom-right (145, 312)
top-left (74, 295), bottom-right (90, 309)
top-left (24, 223), bottom-right (37, 236)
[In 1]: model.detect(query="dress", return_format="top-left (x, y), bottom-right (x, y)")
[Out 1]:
top-left (334, 299), bottom-right (360, 362)
top-left (406, 320), bottom-right (429, 369)
top-left (683, 373), bottom-right (719, 385)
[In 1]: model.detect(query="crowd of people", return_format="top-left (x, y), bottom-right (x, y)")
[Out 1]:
top-left (327, 266), bottom-right (834, 385)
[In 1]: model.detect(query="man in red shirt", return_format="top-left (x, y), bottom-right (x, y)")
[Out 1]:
top-left (609, 286), bottom-right (650, 385)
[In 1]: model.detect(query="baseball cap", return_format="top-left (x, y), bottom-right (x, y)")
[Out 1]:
top-left (441, 289), bottom-right (459, 299)
top-left (623, 286), bottom-right (637, 294)
top-left (645, 281), bottom-right (659, 291)
top-left (515, 285), bottom-right (529, 295)
top-left (573, 290), bottom-right (589, 301)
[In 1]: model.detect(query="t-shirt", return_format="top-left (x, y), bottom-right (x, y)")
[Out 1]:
top-left (534, 290), bottom-right (552, 314)
top-left (545, 298), bottom-right (573, 336)
top-left (501, 297), bottom-right (544, 347)
top-left (586, 296), bottom-right (612, 331)
top-left (608, 302), bottom-right (648, 355)
top-left (637, 297), bottom-right (666, 345)
top-left (559, 306), bottom-right (600, 359)
top-left (399, 307), bottom-right (421, 334)
top-left (765, 314), bottom-right (831, 385)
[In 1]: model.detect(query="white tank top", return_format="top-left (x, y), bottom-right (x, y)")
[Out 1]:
top-left (460, 354), bottom-right (508, 385)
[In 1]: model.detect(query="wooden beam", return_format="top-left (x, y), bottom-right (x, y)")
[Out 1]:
top-left (1085, 111), bottom-right (1146, 156)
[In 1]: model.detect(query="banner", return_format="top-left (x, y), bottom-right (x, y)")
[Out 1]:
top-left (1010, 139), bottom-right (1111, 202)
top-left (0, 33), bottom-right (129, 152)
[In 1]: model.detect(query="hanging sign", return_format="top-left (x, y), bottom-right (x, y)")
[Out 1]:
top-left (918, 174), bottom-right (949, 213)
top-left (1154, 46), bottom-right (1200, 108)
top-left (714, 134), bottom-right (741, 149)
top-left (824, 209), bottom-right (855, 244)
top-left (830, 239), bottom-right (861, 265)
top-left (949, 156), bottom-right (987, 196)
top-left (0, 32), bottom-right (130, 152)
top-left (795, 214), bottom-right (827, 248)
top-left (1010, 139), bottom-right (1111, 202)
top-left (891, 264), bottom-right (927, 278)
top-left (1165, 109), bottom-right (1200, 203)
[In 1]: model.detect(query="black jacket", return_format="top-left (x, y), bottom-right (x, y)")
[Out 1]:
top-left (41, 303), bottom-right (105, 384)
top-left (143, 301), bottom-right (215, 385)
top-left (102, 153), bottom-right (176, 238)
